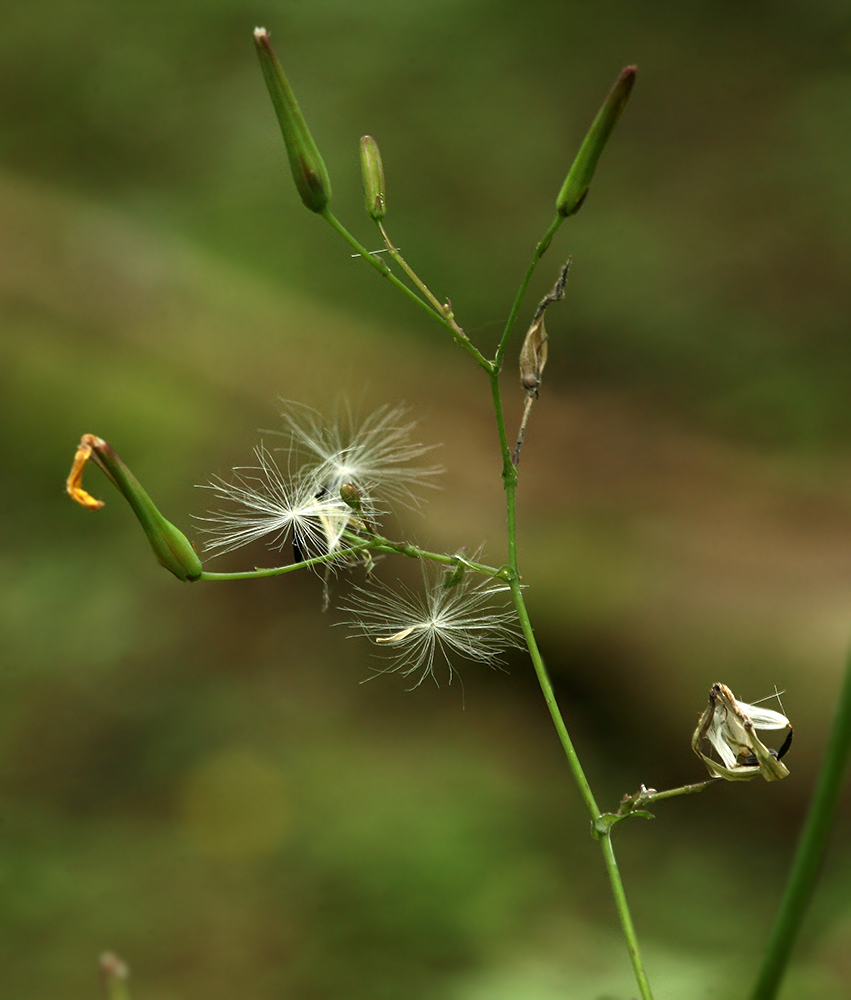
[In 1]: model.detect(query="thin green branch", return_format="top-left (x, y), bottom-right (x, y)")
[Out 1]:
top-left (636, 780), bottom-right (717, 806)
top-left (376, 220), bottom-right (450, 319)
top-left (198, 543), bottom-right (371, 580)
top-left (750, 649), bottom-right (851, 1000)
top-left (364, 539), bottom-right (509, 579)
top-left (321, 209), bottom-right (492, 371)
top-left (494, 214), bottom-right (563, 371)
top-left (199, 536), bottom-right (508, 584)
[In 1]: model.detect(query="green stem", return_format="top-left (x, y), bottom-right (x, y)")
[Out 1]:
top-left (509, 577), bottom-right (599, 816)
top-left (750, 649), bottom-right (851, 1000)
top-left (321, 209), bottom-right (492, 371)
top-left (200, 537), bottom-right (507, 583)
top-left (199, 543), bottom-right (371, 580)
top-left (377, 220), bottom-right (449, 318)
top-left (494, 214), bottom-right (563, 371)
top-left (508, 575), bottom-right (654, 999)
top-left (361, 535), bottom-right (508, 579)
top-left (491, 212), bottom-right (653, 999)
top-left (599, 831), bottom-right (656, 1000)
top-left (638, 780), bottom-right (716, 806)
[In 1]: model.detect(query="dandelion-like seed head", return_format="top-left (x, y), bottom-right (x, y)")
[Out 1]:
top-left (197, 403), bottom-right (440, 565)
top-left (278, 402), bottom-right (441, 510)
top-left (197, 444), bottom-right (357, 561)
top-left (341, 564), bottom-right (522, 688)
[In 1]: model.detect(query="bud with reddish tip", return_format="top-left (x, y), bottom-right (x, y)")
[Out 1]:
top-left (556, 65), bottom-right (636, 218)
top-left (254, 27), bottom-right (332, 213)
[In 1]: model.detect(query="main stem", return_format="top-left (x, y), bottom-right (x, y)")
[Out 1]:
top-left (490, 227), bottom-right (654, 998)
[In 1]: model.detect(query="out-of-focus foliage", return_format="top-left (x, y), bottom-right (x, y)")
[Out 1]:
top-left (3, 1), bottom-right (851, 998)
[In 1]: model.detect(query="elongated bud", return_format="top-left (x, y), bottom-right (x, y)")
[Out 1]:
top-left (359, 135), bottom-right (386, 221)
top-left (66, 434), bottom-right (202, 582)
top-left (556, 65), bottom-right (636, 218)
top-left (253, 27), bottom-right (332, 213)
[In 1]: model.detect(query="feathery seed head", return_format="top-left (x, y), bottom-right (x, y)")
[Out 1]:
top-left (342, 564), bottom-right (521, 688)
top-left (277, 402), bottom-right (441, 509)
top-left (197, 403), bottom-right (439, 565)
top-left (198, 445), bottom-right (356, 562)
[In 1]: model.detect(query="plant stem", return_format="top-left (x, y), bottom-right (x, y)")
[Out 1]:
top-left (494, 214), bottom-right (563, 371)
top-left (361, 535), bottom-right (508, 579)
top-left (376, 221), bottom-right (450, 318)
top-left (599, 831), bottom-right (656, 1000)
top-left (199, 543), bottom-right (371, 580)
top-left (508, 577), bottom-right (599, 815)
top-left (750, 649), bottom-right (851, 1000)
top-left (321, 209), bottom-right (492, 371)
top-left (490, 215), bottom-right (654, 999)
top-left (637, 780), bottom-right (716, 805)
top-left (508, 574), bottom-right (654, 999)
top-left (200, 538), bottom-right (507, 583)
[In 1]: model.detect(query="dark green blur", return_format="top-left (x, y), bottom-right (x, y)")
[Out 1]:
top-left (2, 2), bottom-right (851, 998)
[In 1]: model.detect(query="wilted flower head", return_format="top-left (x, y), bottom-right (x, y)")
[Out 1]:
top-left (692, 682), bottom-right (793, 782)
top-left (197, 403), bottom-right (439, 563)
top-left (341, 564), bottom-right (521, 688)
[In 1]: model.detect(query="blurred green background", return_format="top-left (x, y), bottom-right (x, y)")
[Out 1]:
top-left (3, 1), bottom-right (851, 997)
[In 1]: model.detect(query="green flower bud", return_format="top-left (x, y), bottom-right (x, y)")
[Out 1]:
top-left (556, 65), bottom-right (636, 218)
top-left (66, 434), bottom-right (202, 582)
top-left (339, 481), bottom-right (362, 510)
top-left (253, 27), bottom-right (332, 213)
top-left (359, 135), bottom-right (386, 221)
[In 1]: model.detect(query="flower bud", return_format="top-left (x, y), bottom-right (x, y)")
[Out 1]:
top-left (339, 482), bottom-right (362, 511)
top-left (556, 65), bottom-right (636, 218)
top-left (359, 135), bottom-right (386, 221)
top-left (253, 27), bottom-right (332, 213)
top-left (66, 434), bottom-right (202, 582)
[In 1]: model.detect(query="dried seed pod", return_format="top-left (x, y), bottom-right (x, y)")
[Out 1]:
top-left (692, 682), bottom-right (792, 782)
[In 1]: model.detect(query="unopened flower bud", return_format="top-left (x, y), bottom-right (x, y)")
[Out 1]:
top-left (66, 434), bottom-right (202, 582)
top-left (359, 135), bottom-right (386, 221)
top-left (254, 27), bottom-right (332, 213)
top-left (339, 482), bottom-right (362, 511)
top-left (556, 65), bottom-right (636, 218)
